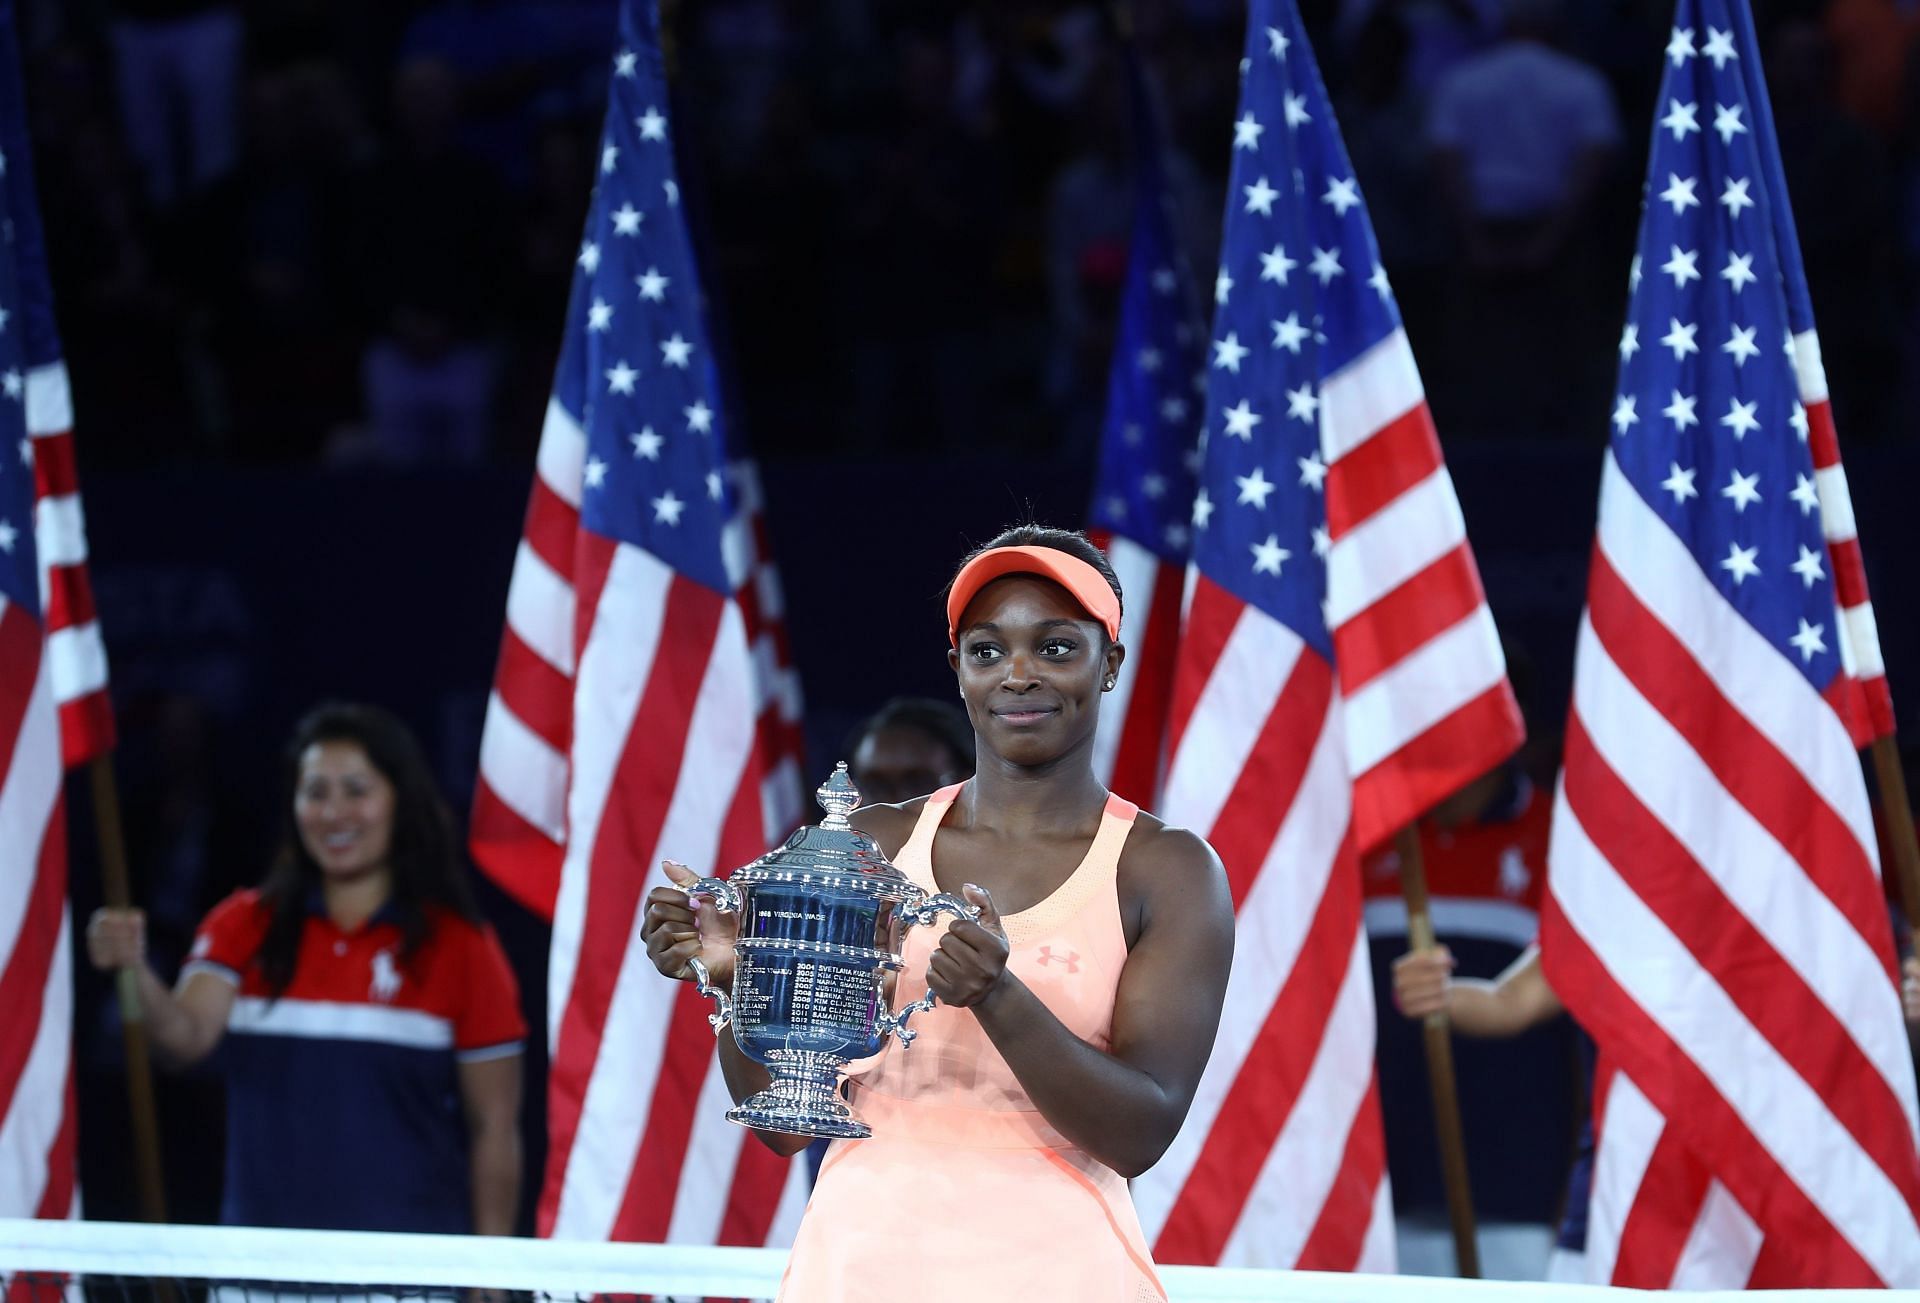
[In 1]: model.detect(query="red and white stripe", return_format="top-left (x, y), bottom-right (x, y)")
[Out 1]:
top-left (1582, 1063), bottom-right (1766, 1289)
top-left (1319, 332), bottom-right (1519, 852)
top-left (1, 360), bottom-right (105, 1224)
top-left (1137, 329), bottom-right (1518, 1270)
top-left (472, 403), bottom-right (804, 920)
top-left (29, 363), bottom-right (111, 766)
top-left (470, 399), bottom-right (581, 918)
top-left (1541, 450), bottom-right (1920, 1287)
top-left (1086, 532), bottom-right (1185, 807)
top-left (0, 592), bottom-right (79, 1221)
top-left (728, 461), bottom-right (806, 840)
top-left (1791, 331), bottom-right (1893, 743)
top-left (1142, 596), bottom-right (1393, 1269)
top-left (472, 402), bottom-right (808, 1247)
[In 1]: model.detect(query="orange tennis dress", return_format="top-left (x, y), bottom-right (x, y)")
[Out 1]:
top-left (777, 782), bottom-right (1166, 1303)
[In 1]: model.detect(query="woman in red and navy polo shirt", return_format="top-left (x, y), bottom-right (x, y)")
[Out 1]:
top-left (87, 702), bottom-right (526, 1234)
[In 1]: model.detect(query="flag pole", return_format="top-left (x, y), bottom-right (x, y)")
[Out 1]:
top-left (1393, 824), bottom-right (1480, 1278)
top-left (1870, 738), bottom-right (1920, 929)
top-left (88, 754), bottom-right (169, 1224)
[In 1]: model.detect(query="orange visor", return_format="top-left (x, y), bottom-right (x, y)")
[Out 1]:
top-left (946, 545), bottom-right (1122, 647)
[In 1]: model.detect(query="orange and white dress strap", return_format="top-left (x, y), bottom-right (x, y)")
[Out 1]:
top-left (778, 782), bottom-right (1165, 1303)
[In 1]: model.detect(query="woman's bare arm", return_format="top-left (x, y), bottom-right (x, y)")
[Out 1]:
top-left (1393, 942), bottom-right (1563, 1038)
top-left (457, 1053), bottom-right (523, 1234)
top-left (86, 908), bottom-right (236, 1068)
top-left (929, 822), bottom-right (1234, 1177)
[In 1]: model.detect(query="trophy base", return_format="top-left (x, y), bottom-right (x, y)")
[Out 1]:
top-left (727, 1051), bottom-right (871, 1139)
top-left (727, 1101), bottom-right (870, 1140)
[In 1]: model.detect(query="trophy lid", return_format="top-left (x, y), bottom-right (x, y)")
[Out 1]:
top-left (731, 763), bottom-right (922, 897)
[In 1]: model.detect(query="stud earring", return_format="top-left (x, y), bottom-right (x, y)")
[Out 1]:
top-left (1104, 677), bottom-right (1115, 690)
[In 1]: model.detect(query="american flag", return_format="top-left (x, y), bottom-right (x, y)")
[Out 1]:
top-left (1539, 0), bottom-right (1920, 1285)
top-left (469, 0), bottom-right (808, 1246)
top-left (1725, 2), bottom-right (1892, 745)
top-left (1086, 49), bottom-right (1206, 808)
top-left (1135, 0), bottom-right (1520, 1268)
top-left (0, 0), bottom-right (113, 1221)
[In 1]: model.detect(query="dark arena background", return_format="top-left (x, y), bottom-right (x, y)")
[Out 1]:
top-left (9, 0), bottom-right (1919, 1288)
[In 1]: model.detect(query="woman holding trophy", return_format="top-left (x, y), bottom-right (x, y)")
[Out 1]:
top-left (643, 524), bottom-right (1235, 1303)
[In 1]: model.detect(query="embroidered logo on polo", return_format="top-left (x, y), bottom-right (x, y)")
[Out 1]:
top-left (370, 948), bottom-right (403, 1002)
top-left (1035, 946), bottom-right (1080, 973)
top-left (1498, 846), bottom-right (1532, 899)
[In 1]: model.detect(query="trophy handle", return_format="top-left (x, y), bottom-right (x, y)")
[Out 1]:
top-left (875, 990), bottom-right (934, 1047)
top-left (901, 891), bottom-right (978, 930)
top-left (880, 892), bottom-right (982, 1049)
top-left (684, 875), bottom-right (742, 915)
top-left (685, 956), bottom-right (733, 1033)
top-left (680, 877), bottom-right (740, 1034)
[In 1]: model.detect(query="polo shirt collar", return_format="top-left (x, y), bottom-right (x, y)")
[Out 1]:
top-left (302, 886), bottom-right (406, 931)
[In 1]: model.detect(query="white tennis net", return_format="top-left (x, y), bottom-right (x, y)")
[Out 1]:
top-left (1, 1220), bottom-right (1910, 1302)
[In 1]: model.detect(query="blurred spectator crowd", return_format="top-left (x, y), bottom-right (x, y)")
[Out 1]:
top-left (18, 0), bottom-right (1920, 470)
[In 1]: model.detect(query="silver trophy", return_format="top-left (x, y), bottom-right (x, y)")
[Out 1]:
top-left (682, 764), bottom-right (975, 1138)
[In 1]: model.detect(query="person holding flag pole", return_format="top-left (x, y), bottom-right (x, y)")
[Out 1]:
top-left (1538, 0), bottom-right (1920, 1284)
top-left (1134, 0), bottom-right (1523, 1278)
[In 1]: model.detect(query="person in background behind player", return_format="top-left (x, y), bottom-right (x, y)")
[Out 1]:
top-left (845, 695), bottom-right (974, 807)
top-left (87, 702), bottom-right (525, 1235)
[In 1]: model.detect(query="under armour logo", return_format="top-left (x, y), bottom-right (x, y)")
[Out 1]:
top-left (1036, 946), bottom-right (1080, 973)
top-left (370, 949), bottom-right (402, 1002)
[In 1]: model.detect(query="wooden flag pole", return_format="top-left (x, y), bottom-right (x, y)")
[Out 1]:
top-left (1393, 824), bottom-right (1480, 1279)
top-left (1870, 737), bottom-right (1920, 931)
top-left (88, 754), bottom-right (169, 1224)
